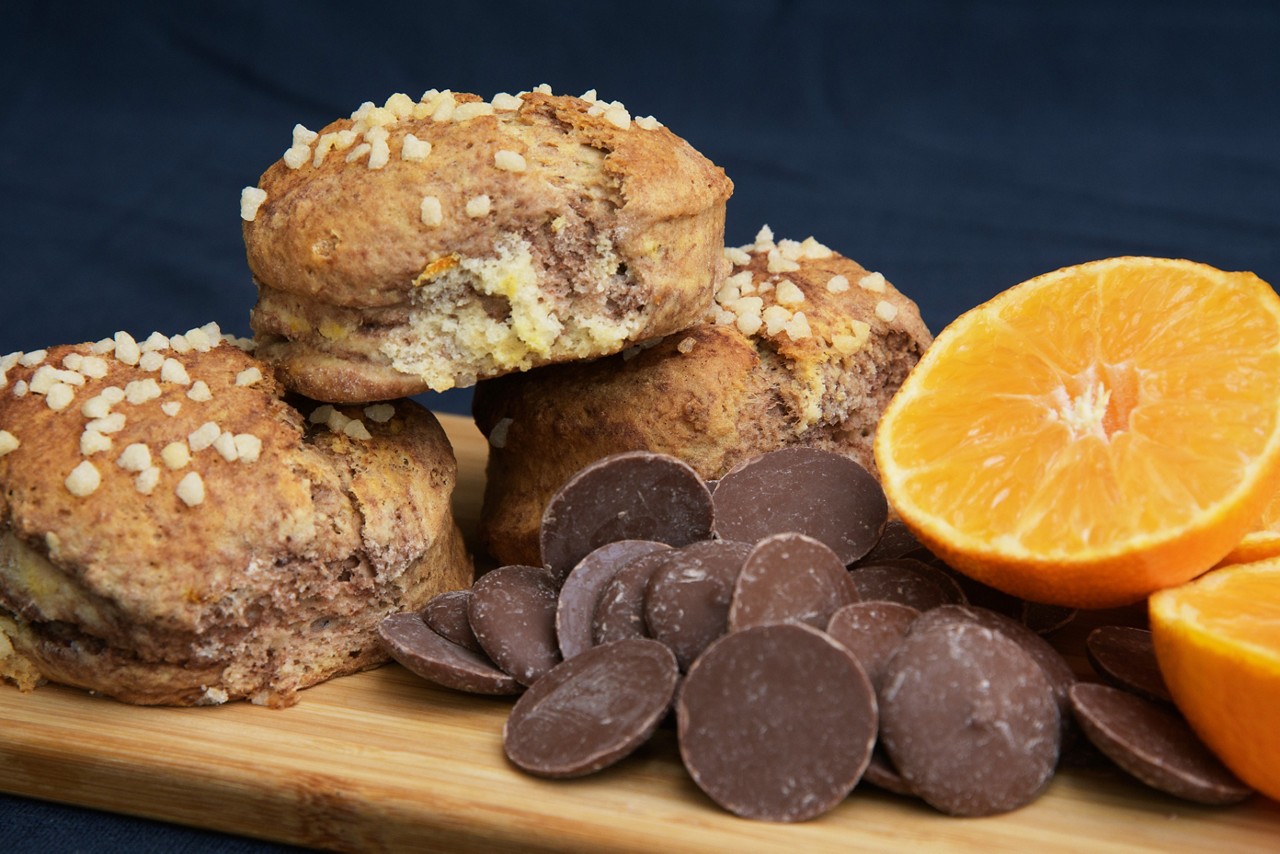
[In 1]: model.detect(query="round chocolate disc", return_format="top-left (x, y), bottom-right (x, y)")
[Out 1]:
top-left (879, 619), bottom-right (1061, 816)
top-left (909, 604), bottom-right (1076, 734)
top-left (378, 612), bottom-right (523, 696)
top-left (556, 540), bottom-right (670, 661)
top-left (1069, 683), bottom-right (1253, 805)
top-left (677, 623), bottom-right (878, 822)
top-left (539, 451), bottom-right (714, 579)
top-left (728, 532), bottom-right (859, 632)
top-left (592, 549), bottom-right (677, 646)
top-left (1085, 625), bottom-right (1172, 704)
top-left (421, 589), bottom-right (484, 654)
top-left (468, 565), bottom-right (562, 687)
top-left (858, 519), bottom-right (925, 564)
top-left (848, 559), bottom-right (967, 611)
top-left (504, 639), bottom-right (680, 778)
top-left (711, 447), bottom-right (887, 564)
top-left (862, 745), bottom-right (915, 797)
top-left (824, 600), bottom-right (920, 693)
top-left (644, 540), bottom-right (752, 671)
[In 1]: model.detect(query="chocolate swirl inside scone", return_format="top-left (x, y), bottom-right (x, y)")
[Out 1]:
top-left (473, 228), bottom-right (934, 566)
top-left (243, 86), bottom-right (733, 402)
top-left (0, 328), bottom-right (471, 706)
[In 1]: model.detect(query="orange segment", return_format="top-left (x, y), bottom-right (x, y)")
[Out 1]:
top-left (874, 257), bottom-right (1280, 608)
top-left (1149, 560), bottom-right (1280, 800)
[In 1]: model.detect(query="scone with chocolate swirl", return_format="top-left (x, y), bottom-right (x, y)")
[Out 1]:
top-left (243, 86), bottom-right (733, 402)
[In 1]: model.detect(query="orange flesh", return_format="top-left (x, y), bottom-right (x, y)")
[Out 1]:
top-left (888, 261), bottom-right (1280, 559)
top-left (1164, 567), bottom-right (1280, 653)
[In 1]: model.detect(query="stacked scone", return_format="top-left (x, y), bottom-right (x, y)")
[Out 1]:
top-left (0, 84), bottom-right (927, 706)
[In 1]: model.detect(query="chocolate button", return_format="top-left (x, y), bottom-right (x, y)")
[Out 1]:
top-left (468, 565), bottom-right (562, 686)
top-left (1085, 625), bottom-right (1172, 704)
top-left (377, 612), bottom-right (523, 696)
top-left (556, 540), bottom-right (670, 661)
top-left (677, 623), bottom-right (878, 822)
top-left (539, 451), bottom-right (714, 579)
top-left (910, 604), bottom-right (1076, 735)
top-left (592, 549), bottom-right (677, 646)
top-left (879, 619), bottom-right (1060, 816)
top-left (858, 519), bottom-right (925, 564)
top-left (644, 540), bottom-right (752, 671)
top-left (728, 532), bottom-right (859, 632)
top-left (824, 601), bottom-right (920, 693)
top-left (504, 639), bottom-right (680, 778)
top-left (1069, 683), bottom-right (1253, 805)
top-left (421, 589), bottom-right (484, 654)
top-left (848, 559), bottom-right (966, 611)
top-left (711, 447), bottom-right (887, 564)
top-left (862, 746), bottom-right (914, 796)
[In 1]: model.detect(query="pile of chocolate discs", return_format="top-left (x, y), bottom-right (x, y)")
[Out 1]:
top-left (379, 448), bottom-right (1253, 822)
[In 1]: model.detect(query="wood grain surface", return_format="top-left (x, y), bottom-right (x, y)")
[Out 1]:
top-left (2, 413), bottom-right (1279, 852)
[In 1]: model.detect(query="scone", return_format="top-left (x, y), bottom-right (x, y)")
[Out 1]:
top-left (0, 325), bottom-right (471, 707)
top-left (473, 228), bottom-right (933, 566)
top-left (243, 85), bottom-right (734, 402)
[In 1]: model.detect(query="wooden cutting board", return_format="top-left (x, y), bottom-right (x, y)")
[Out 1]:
top-left (2, 413), bottom-right (1278, 851)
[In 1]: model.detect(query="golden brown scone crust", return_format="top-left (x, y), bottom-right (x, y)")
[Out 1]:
top-left (473, 231), bottom-right (933, 566)
top-left (244, 88), bottom-right (733, 401)
top-left (0, 330), bottom-right (471, 706)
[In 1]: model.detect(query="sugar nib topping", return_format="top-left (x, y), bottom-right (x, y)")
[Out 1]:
top-left (710, 227), bottom-right (896, 352)
top-left (3, 324), bottom-right (265, 503)
top-left (240, 84), bottom-right (665, 223)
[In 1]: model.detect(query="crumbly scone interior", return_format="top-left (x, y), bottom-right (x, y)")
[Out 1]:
top-left (388, 227), bottom-right (638, 390)
top-left (257, 210), bottom-right (653, 393)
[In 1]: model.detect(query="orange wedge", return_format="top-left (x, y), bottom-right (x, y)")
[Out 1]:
top-left (874, 257), bottom-right (1280, 608)
top-left (1150, 560), bottom-right (1280, 800)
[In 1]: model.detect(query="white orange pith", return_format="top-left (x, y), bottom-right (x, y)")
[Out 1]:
top-left (874, 256), bottom-right (1280, 608)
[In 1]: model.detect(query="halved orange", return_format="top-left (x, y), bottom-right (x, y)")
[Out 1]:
top-left (1149, 560), bottom-right (1280, 800)
top-left (874, 257), bottom-right (1280, 609)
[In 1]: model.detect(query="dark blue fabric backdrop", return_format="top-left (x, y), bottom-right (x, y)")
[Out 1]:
top-left (2, 1), bottom-right (1279, 849)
